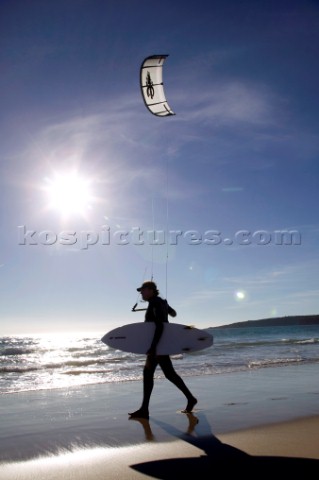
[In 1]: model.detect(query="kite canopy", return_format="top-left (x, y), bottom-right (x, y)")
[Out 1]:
top-left (140, 55), bottom-right (175, 117)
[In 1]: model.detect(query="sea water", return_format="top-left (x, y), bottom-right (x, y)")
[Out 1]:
top-left (1, 325), bottom-right (319, 395)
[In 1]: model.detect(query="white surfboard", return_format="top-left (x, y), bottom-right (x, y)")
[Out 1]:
top-left (101, 322), bottom-right (213, 355)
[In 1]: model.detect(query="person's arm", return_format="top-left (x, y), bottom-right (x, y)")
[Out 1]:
top-left (147, 322), bottom-right (164, 355)
top-left (167, 303), bottom-right (177, 317)
top-left (147, 299), bottom-right (166, 355)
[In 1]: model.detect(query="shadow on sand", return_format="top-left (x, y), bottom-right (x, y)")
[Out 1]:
top-left (130, 413), bottom-right (319, 478)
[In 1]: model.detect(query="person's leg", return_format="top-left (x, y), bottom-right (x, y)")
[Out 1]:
top-left (129, 355), bottom-right (158, 419)
top-left (158, 356), bottom-right (197, 412)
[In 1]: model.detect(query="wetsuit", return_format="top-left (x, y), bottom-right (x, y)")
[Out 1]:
top-left (141, 296), bottom-right (194, 412)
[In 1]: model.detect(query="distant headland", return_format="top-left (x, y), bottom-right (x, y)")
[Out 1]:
top-left (213, 314), bottom-right (319, 329)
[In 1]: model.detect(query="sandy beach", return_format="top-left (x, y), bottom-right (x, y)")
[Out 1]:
top-left (1, 417), bottom-right (319, 480)
top-left (1, 364), bottom-right (319, 479)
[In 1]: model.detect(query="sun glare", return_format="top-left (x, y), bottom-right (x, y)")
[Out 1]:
top-left (44, 171), bottom-right (93, 217)
top-left (235, 290), bottom-right (246, 301)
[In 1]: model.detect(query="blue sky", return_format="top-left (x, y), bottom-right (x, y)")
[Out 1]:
top-left (1, 0), bottom-right (319, 334)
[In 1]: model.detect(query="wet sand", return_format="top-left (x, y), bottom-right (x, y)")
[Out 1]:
top-left (1, 366), bottom-right (319, 478)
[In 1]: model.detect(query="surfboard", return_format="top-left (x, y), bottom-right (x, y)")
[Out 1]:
top-left (101, 322), bottom-right (213, 355)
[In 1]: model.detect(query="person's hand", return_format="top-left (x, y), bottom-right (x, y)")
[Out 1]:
top-left (146, 346), bottom-right (156, 356)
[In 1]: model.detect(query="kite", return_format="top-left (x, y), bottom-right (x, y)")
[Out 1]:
top-left (140, 55), bottom-right (175, 117)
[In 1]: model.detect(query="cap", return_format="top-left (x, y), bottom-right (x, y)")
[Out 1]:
top-left (137, 280), bottom-right (158, 292)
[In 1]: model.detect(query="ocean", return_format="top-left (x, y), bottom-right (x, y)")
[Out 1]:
top-left (1, 324), bottom-right (319, 395)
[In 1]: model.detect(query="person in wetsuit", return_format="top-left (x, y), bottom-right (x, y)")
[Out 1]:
top-left (129, 281), bottom-right (197, 420)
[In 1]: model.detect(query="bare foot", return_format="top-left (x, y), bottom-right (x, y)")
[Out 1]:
top-left (181, 397), bottom-right (197, 413)
top-left (128, 409), bottom-right (149, 420)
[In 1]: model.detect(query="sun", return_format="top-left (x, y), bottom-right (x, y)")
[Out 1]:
top-left (43, 171), bottom-right (93, 217)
